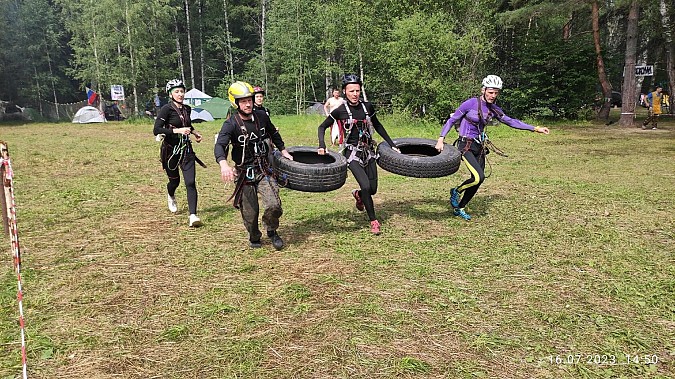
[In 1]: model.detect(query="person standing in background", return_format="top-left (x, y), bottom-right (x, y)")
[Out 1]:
top-left (324, 89), bottom-right (344, 146)
top-left (642, 86), bottom-right (663, 130)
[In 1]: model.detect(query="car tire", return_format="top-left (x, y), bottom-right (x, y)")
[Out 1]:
top-left (377, 138), bottom-right (461, 178)
top-left (273, 146), bottom-right (347, 192)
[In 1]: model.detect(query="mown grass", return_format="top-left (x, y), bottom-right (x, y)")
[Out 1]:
top-left (0, 111), bottom-right (673, 379)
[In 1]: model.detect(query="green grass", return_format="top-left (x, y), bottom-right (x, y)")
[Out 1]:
top-left (0, 112), bottom-right (674, 378)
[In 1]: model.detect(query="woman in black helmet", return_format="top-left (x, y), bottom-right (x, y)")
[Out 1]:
top-left (317, 74), bottom-right (400, 235)
top-left (153, 79), bottom-right (204, 227)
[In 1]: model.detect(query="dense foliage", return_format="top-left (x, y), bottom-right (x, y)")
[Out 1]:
top-left (0, 0), bottom-right (672, 120)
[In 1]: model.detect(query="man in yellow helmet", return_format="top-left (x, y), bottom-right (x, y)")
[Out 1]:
top-left (642, 86), bottom-right (663, 130)
top-left (215, 81), bottom-right (293, 250)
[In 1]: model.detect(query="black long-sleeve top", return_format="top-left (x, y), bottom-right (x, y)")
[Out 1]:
top-left (153, 103), bottom-right (194, 148)
top-left (214, 110), bottom-right (286, 166)
top-left (317, 101), bottom-right (396, 149)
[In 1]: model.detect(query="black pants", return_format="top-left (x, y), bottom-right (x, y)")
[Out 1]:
top-left (455, 140), bottom-right (486, 209)
top-left (165, 152), bottom-right (198, 214)
top-left (348, 158), bottom-right (378, 221)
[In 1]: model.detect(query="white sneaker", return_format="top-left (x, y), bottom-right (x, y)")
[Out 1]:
top-left (167, 194), bottom-right (178, 213)
top-left (188, 214), bottom-right (202, 227)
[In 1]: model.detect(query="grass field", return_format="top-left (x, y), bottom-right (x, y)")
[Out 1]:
top-left (0, 111), bottom-right (673, 379)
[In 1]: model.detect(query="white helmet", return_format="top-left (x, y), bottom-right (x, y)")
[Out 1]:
top-left (481, 75), bottom-right (503, 89)
top-left (165, 79), bottom-right (185, 94)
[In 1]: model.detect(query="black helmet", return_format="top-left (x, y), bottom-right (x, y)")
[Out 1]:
top-left (341, 74), bottom-right (362, 89)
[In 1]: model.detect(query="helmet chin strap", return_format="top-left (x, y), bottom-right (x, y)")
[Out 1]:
top-left (170, 94), bottom-right (183, 105)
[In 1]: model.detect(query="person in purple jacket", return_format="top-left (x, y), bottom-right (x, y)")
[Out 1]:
top-left (434, 75), bottom-right (550, 221)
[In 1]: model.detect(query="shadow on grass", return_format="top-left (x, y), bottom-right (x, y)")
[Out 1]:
top-left (377, 194), bottom-right (506, 221)
top-left (283, 193), bottom-right (506, 244)
top-left (200, 203), bottom-right (236, 219)
top-left (284, 208), bottom-right (364, 244)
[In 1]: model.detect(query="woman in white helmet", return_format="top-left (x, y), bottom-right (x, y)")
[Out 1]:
top-left (153, 79), bottom-right (204, 227)
top-left (434, 75), bottom-right (550, 221)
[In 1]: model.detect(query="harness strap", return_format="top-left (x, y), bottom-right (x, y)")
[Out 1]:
top-left (227, 175), bottom-right (248, 209)
top-left (233, 113), bottom-right (268, 166)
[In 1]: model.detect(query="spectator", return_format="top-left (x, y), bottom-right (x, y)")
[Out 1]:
top-left (642, 86), bottom-right (663, 130)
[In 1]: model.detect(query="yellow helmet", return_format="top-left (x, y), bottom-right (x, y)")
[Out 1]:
top-left (228, 81), bottom-right (254, 108)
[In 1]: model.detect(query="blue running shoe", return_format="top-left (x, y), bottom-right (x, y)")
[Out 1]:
top-left (450, 187), bottom-right (460, 208)
top-left (453, 208), bottom-right (471, 221)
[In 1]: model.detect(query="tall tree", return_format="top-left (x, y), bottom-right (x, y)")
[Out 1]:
top-left (183, 0), bottom-right (196, 88)
top-left (199, 0), bottom-right (205, 91)
top-left (618, 0), bottom-right (640, 127)
top-left (660, 0), bottom-right (674, 112)
top-left (593, 0), bottom-right (613, 121)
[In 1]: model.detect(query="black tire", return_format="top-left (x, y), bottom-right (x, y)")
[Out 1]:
top-left (273, 146), bottom-right (347, 192)
top-left (377, 138), bottom-right (461, 178)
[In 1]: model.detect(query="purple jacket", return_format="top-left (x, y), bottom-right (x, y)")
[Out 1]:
top-left (440, 97), bottom-right (535, 139)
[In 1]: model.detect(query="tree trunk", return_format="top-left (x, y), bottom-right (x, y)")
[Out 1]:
top-left (592, 0), bottom-right (612, 121)
top-left (174, 13), bottom-right (185, 83)
top-left (199, 0), bottom-right (205, 91)
top-left (125, 2), bottom-right (138, 114)
top-left (295, 1), bottom-right (303, 114)
top-left (91, 0), bottom-right (101, 110)
top-left (184, 0), bottom-right (195, 89)
top-left (261, 0), bottom-right (268, 90)
top-left (661, 0), bottom-right (675, 114)
top-left (325, 56), bottom-right (331, 99)
top-left (618, 0), bottom-right (639, 127)
top-left (33, 66), bottom-right (43, 114)
top-left (222, 0), bottom-right (234, 82)
top-left (357, 33), bottom-right (367, 102)
top-left (562, 12), bottom-right (573, 41)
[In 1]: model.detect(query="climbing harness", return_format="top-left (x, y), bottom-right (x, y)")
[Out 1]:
top-left (226, 113), bottom-right (285, 208)
top-left (341, 102), bottom-right (378, 166)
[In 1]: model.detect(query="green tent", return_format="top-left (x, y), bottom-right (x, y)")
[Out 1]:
top-left (196, 97), bottom-right (231, 119)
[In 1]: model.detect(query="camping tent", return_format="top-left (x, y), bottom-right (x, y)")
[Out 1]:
top-left (197, 97), bottom-right (230, 119)
top-left (184, 88), bottom-right (212, 107)
top-left (72, 106), bottom-right (106, 123)
top-left (190, 108), bottom-right (215, 122)
top-left (305, 102), bottom-right (326, 115)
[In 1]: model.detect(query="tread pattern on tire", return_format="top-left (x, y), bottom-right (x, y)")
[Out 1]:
top-left (273, 146), bottom-right (347, 192)
top-left (377, 137), bottom-right (461, 178)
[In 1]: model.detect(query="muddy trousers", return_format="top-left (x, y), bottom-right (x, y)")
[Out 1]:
top-left (166, 154), bottom-right (198, 214)
top-left (643, 112), bottom-right (659, 128)
top-left (349, 158), bottom-right (378, 221)
top-left (239, 176), bottom-right (283, 243)
top-left (456, 149), bottom-right (486, 209)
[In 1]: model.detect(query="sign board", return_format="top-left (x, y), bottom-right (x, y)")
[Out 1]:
top-left (111, 85), bottom-right (125, 100)
top-left (635, 65), bottom-right (654, 76)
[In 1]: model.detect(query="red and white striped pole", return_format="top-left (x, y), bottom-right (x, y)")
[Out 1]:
top-left (1, 141), bottom-right (28, 379)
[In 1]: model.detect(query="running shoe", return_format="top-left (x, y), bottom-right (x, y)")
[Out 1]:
top-left (450, 187), bottom-right (460, 208)
top-left (188, 214), bottom-right (203, 227)
top-left (370, 220), bottom-right (381, 235)
top-left (352, 189), bottom-right (365, 212)
top-left (167, 194), bottom-right (178, 213)
top-left (453, 208), bottom-right (471, 221)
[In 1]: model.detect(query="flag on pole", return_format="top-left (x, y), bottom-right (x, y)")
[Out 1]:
top-left (86, 87), bottom-right (98, 105)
